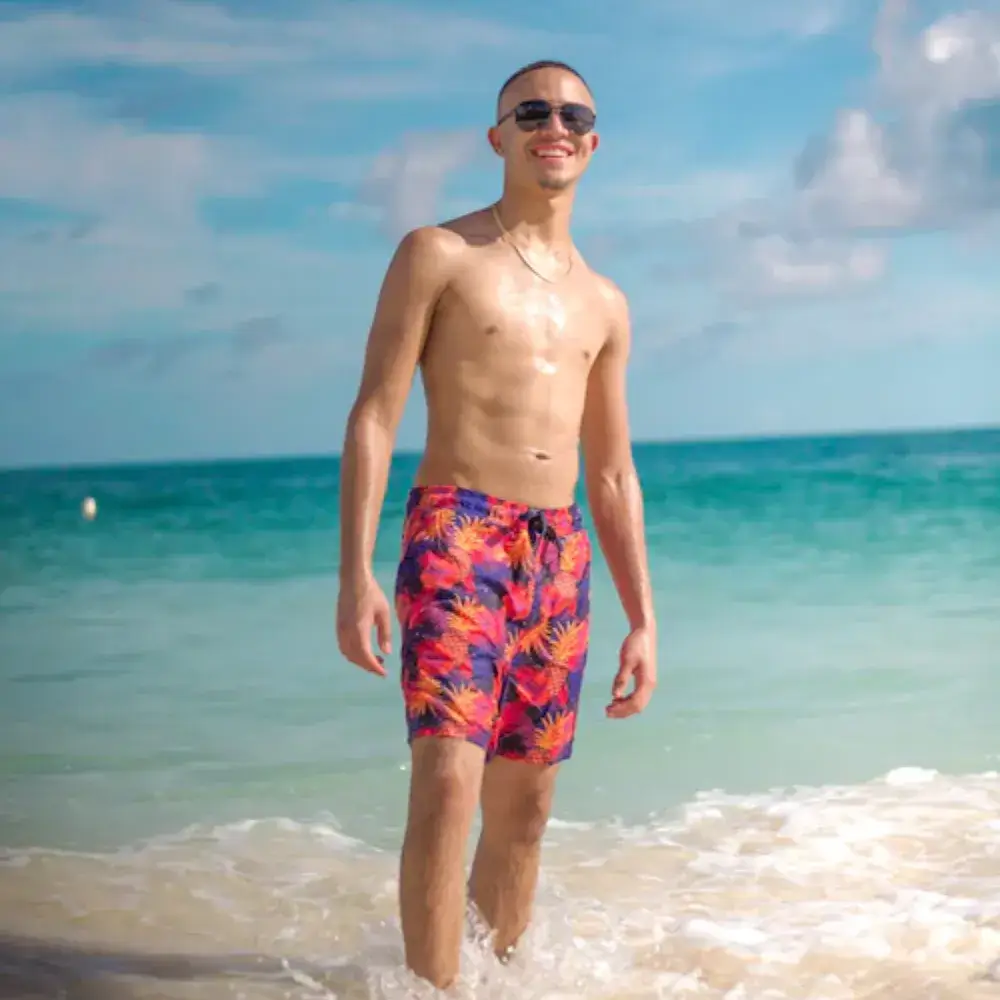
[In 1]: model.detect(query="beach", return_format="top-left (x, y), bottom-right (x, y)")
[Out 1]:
top-left (2, 428), bottom-right (999, 998)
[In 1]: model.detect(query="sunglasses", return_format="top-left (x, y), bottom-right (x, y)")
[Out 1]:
top-left (496, 99), bottom-right (597, 136)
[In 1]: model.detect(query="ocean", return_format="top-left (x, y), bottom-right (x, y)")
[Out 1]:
top-left (2, 427), bottom-right (999, 999)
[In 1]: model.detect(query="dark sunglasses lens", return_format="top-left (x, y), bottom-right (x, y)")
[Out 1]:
top-left (513, 101), bottom-right (552, 130)
top-left (513, 100), bottom-right (596, 134)
top-left (560, 104), bottom-right (596, 134)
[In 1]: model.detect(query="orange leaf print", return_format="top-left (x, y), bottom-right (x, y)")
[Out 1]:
top-left (417, 507), bottom-right (457, 543)
top-left (521, 666), bottom-right (566, 705)
top-left (542, 572), bottom-right (579, 618)
top-left (405, 674), bottom-right (443, 718)
top-left (447, 596), bottom-right (486, 635)
top-left (508, 576), bottom-right (536, 621)
top-left (444, 596), bottom-right (502, 648)
top-left (532, 711), bottom-right (574, 760)
top-left (444, 684), bottom-right (493, 728)
top-left (518, 617), bottom-right (551, 658)
top-left (509, 531), bottom-right (534, 572)
top-left (420, 635), bottom-right (468, 675)
top-left (554, 572), bottom-right (577, 601)
top-left (501, 631), bottom-right (520, 667)
top-left (559, 533), bottom-right (588, 575)
top-left (547, 620), bottom-right (588, 670)
top-left (451, 515), bottom-right (492, 557)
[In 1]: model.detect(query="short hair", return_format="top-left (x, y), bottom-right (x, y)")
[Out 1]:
top-left (496, 60), bottom-right (591, 115)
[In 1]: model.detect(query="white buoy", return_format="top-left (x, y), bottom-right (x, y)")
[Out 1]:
top-left (81, 496), bottom-right (97, 520)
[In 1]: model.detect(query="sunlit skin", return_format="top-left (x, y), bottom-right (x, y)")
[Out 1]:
top-left (415, 71), bottom-right (606, 509)
top-left (336, 65), bottom-right (657, 990)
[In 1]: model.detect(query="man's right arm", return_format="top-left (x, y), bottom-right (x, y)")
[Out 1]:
top-left (339, 227), bottom-right (454, 592)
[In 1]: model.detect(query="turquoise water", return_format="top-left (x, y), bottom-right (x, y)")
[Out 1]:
top-left (2, 428), bottom-right (1000, 998)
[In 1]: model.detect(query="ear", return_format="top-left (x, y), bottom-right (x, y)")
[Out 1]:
top-left (589, 133), bottom-right (601, 154)
top-left (486, 126), bottom-right (503, 156)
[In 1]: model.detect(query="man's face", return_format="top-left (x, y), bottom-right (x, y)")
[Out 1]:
top-left (490, 68), bottom-right (599, 192)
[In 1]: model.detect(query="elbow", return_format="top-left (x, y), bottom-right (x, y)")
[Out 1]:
top-left (586, 460), bottom-right (640, 517)
top-left (347, 395), bottom-right (396, 438)
top-left (344, 399), bottom-right (396, 457)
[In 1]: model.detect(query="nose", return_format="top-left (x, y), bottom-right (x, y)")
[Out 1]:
top-left (538, 107), bottom-right (570, 138)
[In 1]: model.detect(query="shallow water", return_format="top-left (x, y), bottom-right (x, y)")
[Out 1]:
top-left (3, 768), bottom-right (1000, 998)
top-left (2, 429), bottom-right (1000, 996)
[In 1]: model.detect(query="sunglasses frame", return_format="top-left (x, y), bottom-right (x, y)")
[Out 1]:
top-left (496, 99), bottom-right (597, 136)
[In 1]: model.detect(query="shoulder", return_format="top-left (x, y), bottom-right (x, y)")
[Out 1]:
top-left (588, 265), bottom-right (628, 312)
top-left (388, 212), bottom-right (486, 280)
top-left (391, 224), bottom-right (466, 273)
top-left (586, 269), bottom-right (631, 352)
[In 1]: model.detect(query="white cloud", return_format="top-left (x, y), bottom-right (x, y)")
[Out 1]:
top-left (0, 91), bottom-right (372, 332)
top-left (792, 2), bottom-right (1000, 236)
top-left (655, 263), bottom-right (1000, 367)
top-left (660, 0), bottom-right (858, 41)
top-left (0, 5), bottom-right (285, 76)
top-left (666, 1), bottom-right (1000, 302)
top-left (878, 4), bottom-right (1000, 112)
top-left (742, 235), bottom-right (888, 296)
top-left (0, 1), bottom-right (558, 338)
top-left (746, 276), bottom-right (1000, 358)
top-left (0, 1), bottom-right (526, 339)
top-left (613, 167), bottom-right (782, 222)
top-left (358, 130), bottom-right (483, 237)
top-left (637, 0), bottom-right (864, 79)
top-left (0, 94), bottom-right (226, 225)
top-left (795, 0), bottom-right (1000, 239)
top-left (794, 110), bottom-right (926, 231)
top-left (682, 200), bottom-right (889, 301)
top-left (0, 1), bottom-right (557, 102)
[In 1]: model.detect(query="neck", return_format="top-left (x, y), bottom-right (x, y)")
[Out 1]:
top-left (494, 179), bottom-right (575, 248)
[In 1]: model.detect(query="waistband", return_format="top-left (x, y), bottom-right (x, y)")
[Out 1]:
top-left (406, 484), bottom-right (583, 535)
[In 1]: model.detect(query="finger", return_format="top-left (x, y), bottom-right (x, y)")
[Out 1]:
top-left (358, 651), bottom-right (387, 677)
top-left (611, 664), bottom-right (633, 700)
top-left (346, 633), bottom-right (386, 677)
top-left (605, 675), bottom-right (653, 719)
top-left (605, 694), bottom-right (646, 719)
top-left (605, 695), bottom-right (639, 719)
top-left (375, 605), bottom-right (393, 656)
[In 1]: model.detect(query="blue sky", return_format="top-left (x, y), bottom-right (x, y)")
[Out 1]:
top-left (1, 0), bottom-right (999, 467)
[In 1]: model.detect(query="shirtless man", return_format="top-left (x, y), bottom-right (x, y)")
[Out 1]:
top-left (336, 60), bottom-right (657, 990)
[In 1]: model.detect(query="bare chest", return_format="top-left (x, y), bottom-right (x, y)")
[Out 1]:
top-left (428, 263), bottom-right (607, 372)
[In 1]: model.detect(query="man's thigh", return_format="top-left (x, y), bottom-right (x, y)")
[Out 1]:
top-left (480, 755), bottom-right (559, 842)
top-left (406, 735), bottom-right (487, 831)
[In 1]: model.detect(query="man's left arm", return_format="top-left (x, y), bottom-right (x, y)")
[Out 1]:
top-left (580, 282), bottom-right (657, 719)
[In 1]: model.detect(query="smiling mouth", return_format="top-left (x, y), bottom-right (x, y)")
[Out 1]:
top-left (531, 146), bottom-right (573, 161)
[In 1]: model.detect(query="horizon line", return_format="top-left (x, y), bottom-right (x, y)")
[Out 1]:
top-left (2, 420), bottom-right (998, 475)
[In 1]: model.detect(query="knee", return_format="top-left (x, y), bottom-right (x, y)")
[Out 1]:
top-left (489, 785), bottom-right (554, 848)
top-left (406, 744), bottom-right (480, 835)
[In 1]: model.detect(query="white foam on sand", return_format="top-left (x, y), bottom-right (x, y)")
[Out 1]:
top-left (2, 767), bottom-right (1000, 998)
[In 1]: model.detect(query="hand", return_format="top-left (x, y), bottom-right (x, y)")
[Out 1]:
top-left (606, 625), bottom-right (657, 719)
top-left (336, 573), bottom-right (392, 677)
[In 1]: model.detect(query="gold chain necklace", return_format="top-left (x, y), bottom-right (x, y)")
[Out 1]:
top-left (490, 204), bottom-right (574, 284)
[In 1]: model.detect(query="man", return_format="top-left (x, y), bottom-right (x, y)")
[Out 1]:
top-left (336, 60), bottom-right (657, 990)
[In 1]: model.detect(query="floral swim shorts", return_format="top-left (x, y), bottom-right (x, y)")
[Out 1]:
top-left (394, 484), bottom-right (592, 766)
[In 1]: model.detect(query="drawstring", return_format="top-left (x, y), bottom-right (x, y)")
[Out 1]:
top-left (523, 511), bottom-right (562, 580)
top-left (526, 512), bottom-right (561, 549)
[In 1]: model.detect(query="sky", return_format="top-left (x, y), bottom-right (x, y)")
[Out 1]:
top-left (0, 0), bottom-right (999, 468)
